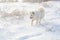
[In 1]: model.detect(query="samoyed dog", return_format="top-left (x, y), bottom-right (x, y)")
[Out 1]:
top-left (30, 7), bottom-right (45, 25)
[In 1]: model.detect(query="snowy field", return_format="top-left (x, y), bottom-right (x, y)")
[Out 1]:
top-left (0, 1), bottom-right (60, 40)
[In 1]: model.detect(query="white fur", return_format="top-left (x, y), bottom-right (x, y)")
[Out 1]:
top-left (30, 7), bottom-right (45, 25)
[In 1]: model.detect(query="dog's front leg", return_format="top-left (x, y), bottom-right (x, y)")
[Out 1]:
top-left (39, 19), bottom-right (41, 24)
top-left (31, 19), bottom-right (34, 26)
top-left (36, 19), bottom-right (39, 25)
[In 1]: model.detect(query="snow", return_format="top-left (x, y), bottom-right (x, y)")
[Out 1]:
top-left (0, 1), bottom-right (60, 40)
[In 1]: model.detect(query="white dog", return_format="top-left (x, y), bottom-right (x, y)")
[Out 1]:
top-left (30, 7), bottom-right (45, 25)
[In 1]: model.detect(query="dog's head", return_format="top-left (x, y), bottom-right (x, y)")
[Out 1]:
top-left (30, 12), bottom-right (35, 19)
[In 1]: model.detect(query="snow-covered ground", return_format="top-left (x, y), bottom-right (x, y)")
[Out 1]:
top-left (0, 1), bottom-right (60, 40)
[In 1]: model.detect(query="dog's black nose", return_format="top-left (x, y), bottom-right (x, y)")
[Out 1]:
top-left (30, 17), bottom-right (33, 19)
